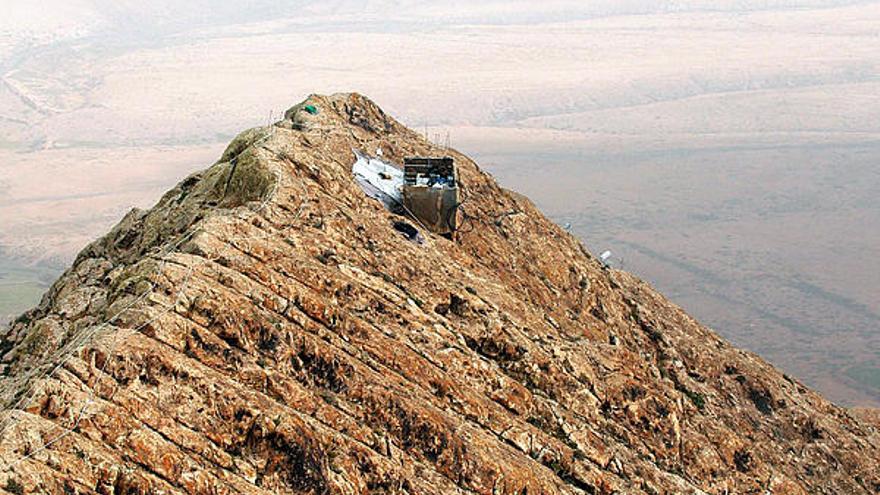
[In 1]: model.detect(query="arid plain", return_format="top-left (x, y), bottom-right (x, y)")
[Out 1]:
top-left (1, 1), bottom-right (879, 406)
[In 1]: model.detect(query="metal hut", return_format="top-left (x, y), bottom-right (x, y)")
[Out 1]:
top-left (402, 157), bottom-right (459, 235)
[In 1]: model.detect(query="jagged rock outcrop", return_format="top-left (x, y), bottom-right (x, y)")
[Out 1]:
top-left (0, 93), bottom-right (877, 494)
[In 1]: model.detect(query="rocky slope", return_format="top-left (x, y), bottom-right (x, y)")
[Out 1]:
top-left (0, 93), bottom-right (877, 494)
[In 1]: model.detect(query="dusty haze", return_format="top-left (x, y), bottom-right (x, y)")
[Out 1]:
top-left (0, 1), bottom-right (878, 407)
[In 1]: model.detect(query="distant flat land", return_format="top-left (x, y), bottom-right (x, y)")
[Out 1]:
top-left (0, 254), bottom-right (55, 326)
top-left (0, 1), bottom-right (877, 405)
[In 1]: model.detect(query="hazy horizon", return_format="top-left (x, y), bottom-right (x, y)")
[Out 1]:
top-left (1, 1), bottom-right (879, 407)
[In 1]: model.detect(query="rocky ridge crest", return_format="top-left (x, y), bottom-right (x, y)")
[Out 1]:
top-left (0, 93), bottom-right (877, 494)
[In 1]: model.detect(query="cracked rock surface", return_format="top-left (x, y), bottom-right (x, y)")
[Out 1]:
top-left (0, 93), bottom-right (877, 494)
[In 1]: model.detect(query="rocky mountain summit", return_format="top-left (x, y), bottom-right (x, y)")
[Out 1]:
top-left (0, 93), bottom-right (877, 494)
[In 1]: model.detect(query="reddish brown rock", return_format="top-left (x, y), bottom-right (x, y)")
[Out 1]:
top-left (0, 93), bottom-right (877, 494)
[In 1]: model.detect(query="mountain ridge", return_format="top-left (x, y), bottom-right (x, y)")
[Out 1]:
top-left (0, 92), bottom-right (877, 494)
